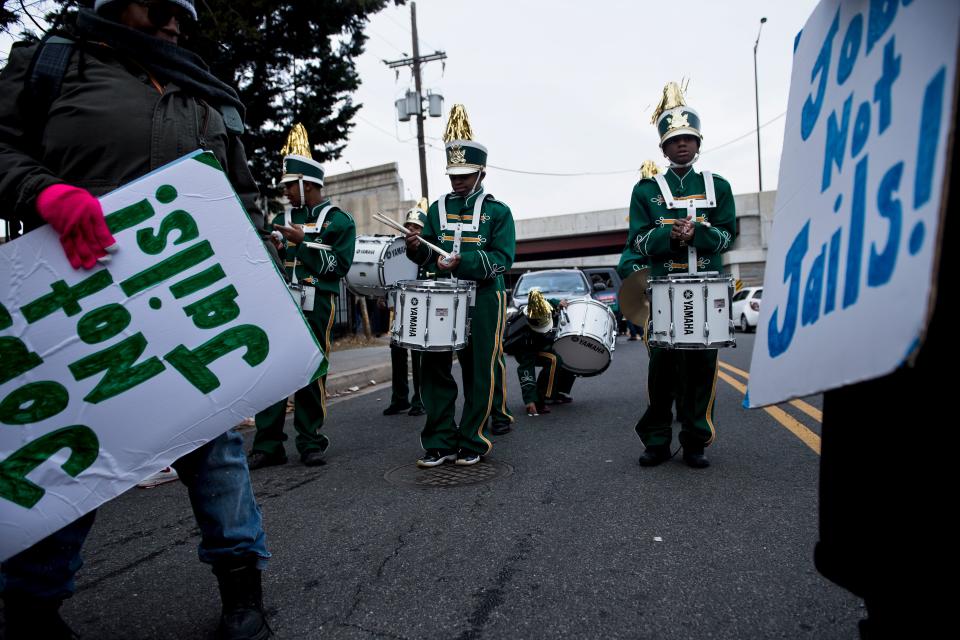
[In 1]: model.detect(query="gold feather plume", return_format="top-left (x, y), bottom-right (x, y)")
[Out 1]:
top-left (526, 289), bottom-right (554, 321)
top-left (640, 160), bottom-right (661, 179)
top-left (443, 104), bottom-right (475, 142)
top-left (281, 123), bottom-right (312, 158)
top-left (650, 80), bottom-right (689, 125)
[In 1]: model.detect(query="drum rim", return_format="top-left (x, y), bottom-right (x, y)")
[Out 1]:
top-left (395, 279), bottom-right (476, 293)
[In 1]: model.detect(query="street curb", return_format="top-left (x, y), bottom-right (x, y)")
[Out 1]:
top-left (327, 363), bottom-right (393, 396)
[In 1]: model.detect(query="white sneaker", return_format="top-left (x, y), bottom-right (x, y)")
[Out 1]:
top-left (137, 466), bottom-right (179, 488)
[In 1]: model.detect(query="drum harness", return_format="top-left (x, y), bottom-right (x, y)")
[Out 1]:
top-left (286, 204), bottom-right (335, 312)
top-left (652, 171), bottom-right (717, 276)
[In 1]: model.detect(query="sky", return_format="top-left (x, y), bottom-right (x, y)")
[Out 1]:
top-left (2, 0), bottom-right (823, 219)
top-left (324, 0), bottom-right (823, 218)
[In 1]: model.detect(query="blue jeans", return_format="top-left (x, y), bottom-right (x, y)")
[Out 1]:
top-left (1, 430), bottom-right (269, 600)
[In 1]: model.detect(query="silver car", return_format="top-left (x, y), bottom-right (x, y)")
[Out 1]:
top-left (508, 269), bottom-right (593, 318)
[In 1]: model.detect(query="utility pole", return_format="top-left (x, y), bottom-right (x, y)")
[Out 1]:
top-left (384, 2), bottom-right (446, 201)
top-left (753, 17), bottom-right (767, 194)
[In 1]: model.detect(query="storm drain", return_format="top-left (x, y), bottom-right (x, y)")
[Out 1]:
top-left (384, 459), bottom-right (513, 488)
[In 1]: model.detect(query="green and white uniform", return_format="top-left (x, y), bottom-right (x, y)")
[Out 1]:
top-left (514, 298), bottom-right (574, 405)
top-left (253, 199), bottom-right (356, 457)
top-left (622, 169), bottom-right (736, 450)
top-left (409, 188), bottom-right (516, 455)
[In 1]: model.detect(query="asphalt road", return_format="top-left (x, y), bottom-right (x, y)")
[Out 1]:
top-left (23, 333), bottom-right (861, 639)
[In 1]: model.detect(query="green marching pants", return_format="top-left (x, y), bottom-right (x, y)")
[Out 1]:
top-left (253, 292), bottom-right (335, 457)
top-left (420, 289), bottom-right (506, 455)
top-left (490, 349), bottom-right (514, 426)
top-left (516, 350), bottom-right (575, 405)
top-left (634, 346), bottom-right (719, 449)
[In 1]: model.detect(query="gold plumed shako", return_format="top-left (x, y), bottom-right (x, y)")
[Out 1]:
top-left (525, 289), bottom-right (555, 334)
top-left (280, 123), bottom-right (325, 185)
top-left (651, 81), bottom-right (702, 146)
top-left (404, 197), bottom-right (429, 228)
top-left (443, 104), bottom-right (487, 175)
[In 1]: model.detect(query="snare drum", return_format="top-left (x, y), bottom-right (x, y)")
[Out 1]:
top-left (346, 235), bottom-right (418, 298)
top-left (552, 299), bottom-right (618, 376)
top-left (391, 280), bottom-right (475, 351)
top-left (647, 272), bottom-right (735, 349)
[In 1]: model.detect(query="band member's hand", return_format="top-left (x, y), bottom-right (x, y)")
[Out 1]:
top-left (558, 299), bottom-right (569, 308)
top-left (273, 223), bottom-right (305, 244)
top-left (437, 253), bottom-right (461, 270)
top-left (405, 230), bottom-right (422, 251)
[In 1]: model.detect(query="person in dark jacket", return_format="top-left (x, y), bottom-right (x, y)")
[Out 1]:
top-left (0, 2), bottom-right (272, 638)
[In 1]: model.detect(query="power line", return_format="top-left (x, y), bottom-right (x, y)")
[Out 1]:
top-left (352, 109), bottom-right (789, 179)
top-left (701, 111), bottom-right (786, 155)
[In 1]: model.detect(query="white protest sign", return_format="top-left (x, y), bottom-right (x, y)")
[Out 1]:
top-left (747, 0), bottom-right (958, 408)
top-left (1, 150), bottom-right (324, 560)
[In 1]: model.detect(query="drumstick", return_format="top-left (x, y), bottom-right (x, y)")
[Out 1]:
top-left (303, 241), bottom-right (333, 251)
top-left (373, 212), bottom-right (452, 259)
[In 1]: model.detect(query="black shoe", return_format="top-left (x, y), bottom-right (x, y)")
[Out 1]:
top-left (383, 403), bottom-right (412, 416)
top-left (638, 446), bottom-right (670, 467)
top-left (408, 405), bottom-right (426, 416)
top-left (215, 565), bottom-right (272, 640)
top-left (301, 451), bottom-right (326, 466)
top-left (682, 448), bottom-right (710, 469)
top-left (416, 450), bottom-right (457, 468)
top-left (546, 392), bottom-right (573, 405)
top-left (456, 451), bottom-right (481, 466)
top-left (247, 451), bottom-right (287, 470)
top-left (490, 421), bottom-right (511, 435)
top-left (2, 596), bottom-right (78, 640)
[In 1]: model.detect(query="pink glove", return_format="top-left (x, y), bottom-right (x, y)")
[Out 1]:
top-left (36, 184), bottom-right (116, 269)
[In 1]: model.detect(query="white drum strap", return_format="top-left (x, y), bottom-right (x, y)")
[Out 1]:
top-left (654, 172), bottom-right (718, 275)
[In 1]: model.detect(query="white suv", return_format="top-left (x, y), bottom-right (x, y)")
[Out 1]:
top-left (731, 287), bottom-right (763, 333)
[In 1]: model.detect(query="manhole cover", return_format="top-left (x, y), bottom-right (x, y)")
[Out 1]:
top-left (384, 459), bottom-right (513, 488)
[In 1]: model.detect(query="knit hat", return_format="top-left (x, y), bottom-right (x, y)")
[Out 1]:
top-left (95, 0), bottom-right (197, 20)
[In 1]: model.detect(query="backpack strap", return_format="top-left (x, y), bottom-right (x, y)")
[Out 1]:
top-left (26, 35), bottom-right (76, 120)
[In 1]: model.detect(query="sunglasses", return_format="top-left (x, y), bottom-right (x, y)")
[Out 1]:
top-left (136, 2), bottom-right (197, 32)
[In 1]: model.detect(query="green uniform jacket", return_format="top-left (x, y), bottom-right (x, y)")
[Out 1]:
top-left (282, 200), bottom-right (356, 295)
top-left (623, 170), bottom-right (736, 277)
top-left (409, 188), bottom-right (516, 291)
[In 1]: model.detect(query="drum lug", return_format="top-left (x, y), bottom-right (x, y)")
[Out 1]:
top-left (453, 292), bottom-right (460, 344)
top-left (425, 292), bottom-right (431, 344)
top-left (702, 284), bottom-right (710, 339)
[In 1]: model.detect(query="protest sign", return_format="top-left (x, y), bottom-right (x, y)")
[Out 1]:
top-left (0, 150), bottom-right (324, 560)
top-left (747, 0), bottom-right (958, 407)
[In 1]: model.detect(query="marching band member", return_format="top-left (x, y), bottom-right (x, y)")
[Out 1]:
top-left (511, 290), bottom-right (574, 416)
top-left (404, 105), bottom-right (516, 467)
top-left (249, 128), bottom-right (356, 469)
top-left (384, 201), bottom-right (429, 417)
top-left (621, 83), bottom-right (736, 469)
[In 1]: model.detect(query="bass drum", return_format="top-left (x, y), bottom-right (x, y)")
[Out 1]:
top-left (552, 299), bottom-right (618, 376)
top-left (346, 235), bottom-right (418, 298)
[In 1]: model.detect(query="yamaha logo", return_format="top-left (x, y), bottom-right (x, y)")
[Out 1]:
top-left (683, 289), bottom-right (694, 300)
top-left (411, 297), bottom-right (419, 306)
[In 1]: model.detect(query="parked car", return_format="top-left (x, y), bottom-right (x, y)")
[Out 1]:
top-left (580, 267), bottom-right (622, 314)
top-left (508, 269), bottom-right (592, 318)
top-left (731, 286), bottom-right (763, 332)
